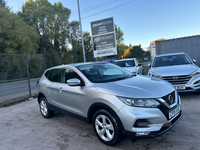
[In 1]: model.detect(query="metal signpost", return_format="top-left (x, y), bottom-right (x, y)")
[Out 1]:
top-left (90, 17), bottom-right (117, 58)
top-left (77, 0), bottom-right (86, 62)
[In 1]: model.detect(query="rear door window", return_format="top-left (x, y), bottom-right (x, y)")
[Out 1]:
top-left (47, 69), bottom-right (60, 82)
top-left (114, 60), bottom-right (135, 67)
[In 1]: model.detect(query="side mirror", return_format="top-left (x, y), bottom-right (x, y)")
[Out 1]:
top-left (138, 64), bottom-right (142, 66)
top-left (67, 78), bottom-right (82, 86)
top-left (132, 72), bottom-right (137, 76)
top-left (193, 59), bottom-right (196, 63)
top-left (148, 63), bottom-right (151, 68)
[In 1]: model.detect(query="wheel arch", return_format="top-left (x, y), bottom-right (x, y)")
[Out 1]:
top-left (37, 92), bottom-right (47, 104)
top-left (87, 103), bottom-right (124, 130)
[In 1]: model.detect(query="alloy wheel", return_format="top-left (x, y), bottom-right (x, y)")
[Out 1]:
top-left (40, 100), bottom-right (48, 116)
top-left (95, 114), bottom-right (114, 141)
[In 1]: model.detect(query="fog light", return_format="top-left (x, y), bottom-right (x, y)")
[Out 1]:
top-left (136, 132), bottom-right (150, 136)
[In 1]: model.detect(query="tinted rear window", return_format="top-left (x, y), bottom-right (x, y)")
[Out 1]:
top-left (46, 69), bottom-right (60, 82)
top-left (113, 60), bottom-right (135, 67)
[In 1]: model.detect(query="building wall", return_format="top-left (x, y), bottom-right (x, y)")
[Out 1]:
top-left (155, 35), bottom-right (200, 67)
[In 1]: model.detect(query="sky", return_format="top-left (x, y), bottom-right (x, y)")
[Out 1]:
top-left (7, 0), bottom-right (200, 50)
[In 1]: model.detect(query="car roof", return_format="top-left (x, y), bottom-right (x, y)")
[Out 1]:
top-left (114, 58), bottom-right (135, 62)
top-left (46, 62), bottom-right (108, 70)
top-left (155, 52), bottom-right (186, 58)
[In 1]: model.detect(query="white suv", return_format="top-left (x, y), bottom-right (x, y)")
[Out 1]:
top-left (113, 58), bottom-right (143, 74)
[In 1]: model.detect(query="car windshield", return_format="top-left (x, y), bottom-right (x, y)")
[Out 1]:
top-left (77, 63), bottom-right (133, 83)
top-left (152, 54), bottom-right (192, 67)
top-left (113, 60), bottom-right (135, 67)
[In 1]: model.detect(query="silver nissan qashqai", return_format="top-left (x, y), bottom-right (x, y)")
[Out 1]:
top-left (37, 62), bottom-right (182, 146)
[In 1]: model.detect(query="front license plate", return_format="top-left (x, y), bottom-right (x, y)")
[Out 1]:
top-left (169, 106), bottom-right (181, 119)
top-left (174, 86), bottom-right (185, 90)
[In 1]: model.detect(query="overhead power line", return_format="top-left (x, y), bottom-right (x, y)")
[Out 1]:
top-left (81, 0), bottom-right (134, 19)
top-left (71, 0), bottom-right (117, 15)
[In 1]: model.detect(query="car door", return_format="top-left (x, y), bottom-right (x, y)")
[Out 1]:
top-left (42, 69), bottom-right (61, 105)
top-left (58, 67), bottom-right (86, 116)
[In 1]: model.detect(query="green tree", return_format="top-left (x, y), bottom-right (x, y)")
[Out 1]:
top-left (128, 45), bottom-right (146, 58)
top-left (83, 31), bottom-right (94, 61)
top-left (0, 0), bottom-right (5, 7)
top-left (115, 24), bottom-right (126, 59)
top-left (0, 7), bottom-right (39, 54)
top-left (18, 0), bottom-right (80, 67)
top-left (0, 7), bottom-right (39, 76)
top-left (115, 24), bottom-right (124, 45)
top-left (117, 43), bottom-right (128, 59)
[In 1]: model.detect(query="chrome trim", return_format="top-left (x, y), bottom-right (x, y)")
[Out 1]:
top-left (157, 90), bottom-right (178, 109)
top-left (162, 75), bottom-right (191, 85)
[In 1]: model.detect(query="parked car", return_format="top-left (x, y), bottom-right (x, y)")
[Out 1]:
top-left (37, 62), bottom-right (182, 146)
top-left (113, 58), bottom-right (143, 74)
top-left (148, 52), bottom-right (200, 92)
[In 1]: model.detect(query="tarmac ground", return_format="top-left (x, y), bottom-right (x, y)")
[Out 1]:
top-left (0, 92), bottom-right (199, 150)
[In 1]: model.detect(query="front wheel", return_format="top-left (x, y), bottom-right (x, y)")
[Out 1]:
top-left (39, 97), bottom-right (54, 118)
top-left (92, 109), bottom-right (122, 146)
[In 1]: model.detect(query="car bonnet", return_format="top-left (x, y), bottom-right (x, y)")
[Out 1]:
top-left (95, 75), bottom-right (174, 99)
top-left (151, 64), bottom-right (198, 76)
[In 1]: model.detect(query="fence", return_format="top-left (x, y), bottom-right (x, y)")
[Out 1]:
top-left (0, 53), bottom-right (96, 105)
top-left (0, 53), bottom-right (45, 105)
top-left (0, 52), bottom-right (150, 105)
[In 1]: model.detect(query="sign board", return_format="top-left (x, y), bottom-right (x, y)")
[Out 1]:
top-left (90, 17), bottom-right (117, 58)
top-left (91, 17), bottom-right (114, 36)
top-left (150, 43), bottom-right (156, 60)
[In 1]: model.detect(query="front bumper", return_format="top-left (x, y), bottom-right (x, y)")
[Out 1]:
top-left (173, 83), bottom-right (200, 93)
top-left (122, 111), bottom-right (182, 139)
top-left (117, 99), bottom-right (182, 138)
top-left (166, 74), bottom-right (200, 92)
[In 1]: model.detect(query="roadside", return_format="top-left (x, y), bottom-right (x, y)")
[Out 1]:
top-left (0, 78), bottom-right (39, 107)
top-left (0, 93), bottom-right (37, 108)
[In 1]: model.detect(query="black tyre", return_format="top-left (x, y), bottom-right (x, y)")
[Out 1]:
top-left (92, 109), bottom-right (122, 146)
top-left (39, 97), bottom-right (54, 118)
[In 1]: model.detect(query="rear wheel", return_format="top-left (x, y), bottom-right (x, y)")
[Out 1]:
top-left (93, 109), bottom-right (122, 146)
top-left (39, 97), bottom-right (54, 118)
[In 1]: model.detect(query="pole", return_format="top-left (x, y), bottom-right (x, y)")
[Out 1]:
top-left (77, 0), bottom-right (86, 62)
top-left (25, 55), bottom-right (32, 97)
top-left (71, 33), bottom-right (76, 63)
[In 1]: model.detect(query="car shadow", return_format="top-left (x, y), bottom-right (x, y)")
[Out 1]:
top-left (179, 91), bottom-right (200, 100)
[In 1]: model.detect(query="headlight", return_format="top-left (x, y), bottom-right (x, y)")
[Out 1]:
top-left (191, 68), bottom-right (200, 76)
top-left (149, 71), bottom-right (162, 78)
top-left (117, 96), bottom-right (160, 108)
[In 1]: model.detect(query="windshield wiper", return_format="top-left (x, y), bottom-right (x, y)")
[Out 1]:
top-left (113, 77), bottom-right (128, 81)
top-left (114, 75), bottom-right (135, 81)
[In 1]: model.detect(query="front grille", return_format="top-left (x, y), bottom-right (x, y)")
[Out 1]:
top-left (161, 91), bottom-right (176, 105)
top-left (161, 75), bottom-right (191, 85)
top-left (158, 104), bottom-right (180, 120)
top-left (158, 91), bottom-right (178, 120)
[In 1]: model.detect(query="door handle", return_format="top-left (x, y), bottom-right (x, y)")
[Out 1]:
top-left (59, 87), bottom-right (63, 93)
top-left (43, 84), bottom-right (46, 89)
